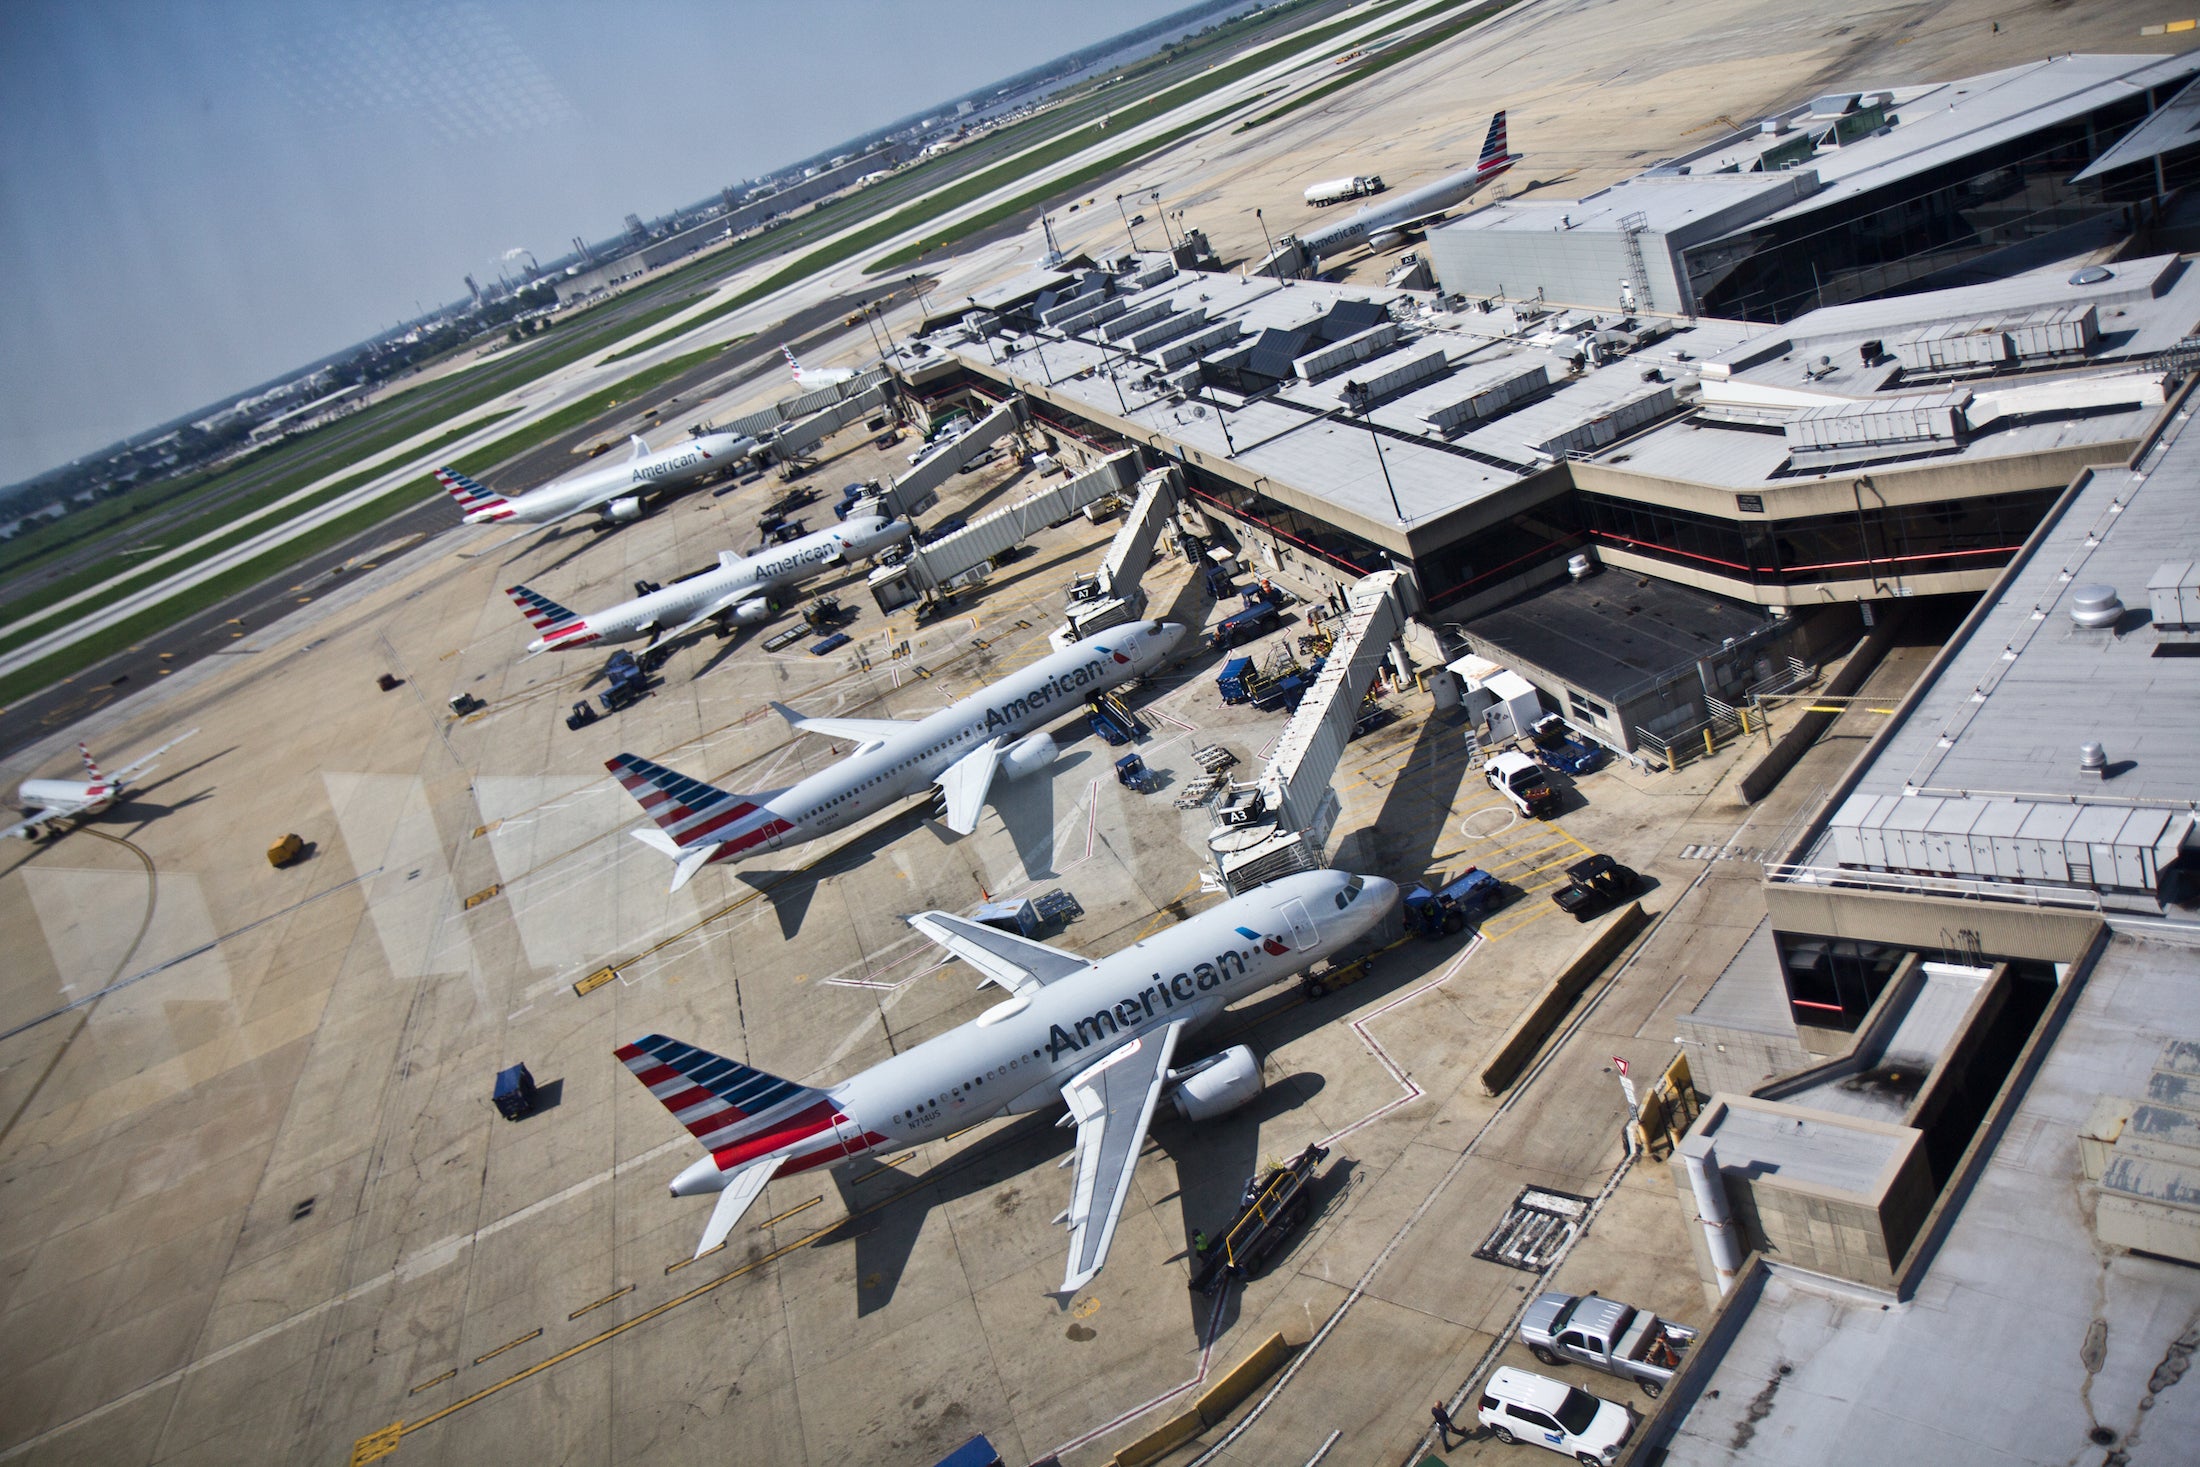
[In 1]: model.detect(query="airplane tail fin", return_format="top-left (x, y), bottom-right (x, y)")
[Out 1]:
top-left (1476, 110), bottom-right (1510, 170)
top-left (605, 753), bottom-right (761, 851)
top-left (436, 467), bottom-right (511, 517)
top-left (78, 743), bottom-right (103, 782)
top-left (505, 583), bottom-right (582, 633)
top-left (781, 345), bottom-right (802, 377)
top-left (614, 1033), bottom-right (835, 1158)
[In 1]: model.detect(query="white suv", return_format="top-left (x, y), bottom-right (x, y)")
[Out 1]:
top-left (1476, 1366), bottom-right (1633, 1465)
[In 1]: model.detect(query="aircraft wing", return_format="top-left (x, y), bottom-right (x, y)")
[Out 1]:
top-left (0, 803), bottom-right (70, 841)
top-left (933, 737), bottom-right (1002, 835)
top-left (766, 700), bottom-right (907, 751)
top-left (1057, 1020), bottom-right (1185, 1295)
top-left (109, 727), bottom-right (199, 785)
top-left (660, 591), bottom-right (756, 646)
top-left (906, 910), bottom-right (1095, 996)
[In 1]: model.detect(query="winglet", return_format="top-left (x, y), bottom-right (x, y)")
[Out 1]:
top-left (629, 435), bottom-right (651, 461)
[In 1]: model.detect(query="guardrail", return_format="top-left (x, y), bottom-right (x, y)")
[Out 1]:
top-left (1762, 861), bottom-right (2105, 912)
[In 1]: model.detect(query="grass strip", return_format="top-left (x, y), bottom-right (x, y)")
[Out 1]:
top-left (0, 411), bottom-right (517, 653)
top-left (0, 336), bottom-right (739, 678)
top-left (1236, 0), bottom-right (1520, 131)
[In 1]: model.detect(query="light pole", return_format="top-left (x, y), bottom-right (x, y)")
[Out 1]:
top-left (1255, 208), bottom-right (1286, 284)
top-left (870, 301), bottom-right (901, 360)
top-left (1151, 191), bottom-right (1176, 251)
top-left (858, 302), bottom-right (889, 361)
top-left (1199, 372), bottom-right (1237, 456)
top-left (1342, 381), bottom-right (1404, 524)
top-left (1115, 193), bottom-right (1144, 252)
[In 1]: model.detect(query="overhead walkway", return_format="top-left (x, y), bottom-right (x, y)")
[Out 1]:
top-left (1207, 571), bottom-right (1412, 894)
top-left (864, 451), bottom-right (1139, 613)
top-left (1058, 466), bottom-right (1181, 645)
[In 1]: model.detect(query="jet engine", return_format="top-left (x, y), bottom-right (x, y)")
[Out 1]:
top-left (601, 496), bottom-right (644, 523)
top-left (1169, 1046), bottom-right (1264, 1121)
top-left (1366, 230), bottom-right (1406, 253)
top-left (999, 732), bottom-right (1059, 782)
top-left (723, 597), bottom-right (774, 627)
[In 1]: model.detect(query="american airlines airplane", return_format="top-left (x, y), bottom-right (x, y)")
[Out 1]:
top-left (436, 429), bottom-right (761, 530)
top-left (607, 620), bottom-right (1184, 889)
top-left (3, 729), bottom-right (198, 841)
top-left (1287, 111), bottom-right (1518, 265)
top-left (505, 513), bottom-right (914, 653)
top-left (782, 346), bottom-right (859, 389)
top-left (618, 866), bottom-right (1398, 1291)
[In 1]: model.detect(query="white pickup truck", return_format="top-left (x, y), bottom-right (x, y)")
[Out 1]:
top-left (1519, 1291), bottom-right (1696, 1398)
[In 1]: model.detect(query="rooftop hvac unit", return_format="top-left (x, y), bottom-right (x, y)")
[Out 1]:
top-left (2148, 561), bottom-right (2200, 643)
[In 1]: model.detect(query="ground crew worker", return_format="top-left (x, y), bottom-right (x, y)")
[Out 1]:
top-left (1431, 1401), bottom-right (1457, 1443)
top-left (1191, 1229), bottom-right (1210, 1257)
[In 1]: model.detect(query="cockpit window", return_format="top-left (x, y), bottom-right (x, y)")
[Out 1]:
top-left (1336, 875), bottom-right (1365, 909)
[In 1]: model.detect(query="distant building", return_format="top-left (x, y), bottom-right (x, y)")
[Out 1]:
top-left (1430, 52), bottom-right (2200, 321)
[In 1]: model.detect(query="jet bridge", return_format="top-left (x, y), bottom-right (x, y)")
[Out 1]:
top-left (767, 382), bottom-right (892, 461)
top-left (1058, 466), bottom-right (1181, 644)
top-left (716, 367), bottom-right (892, 444)
top-left (1207, 571), bottom-right (1411, 894)
top-left (865, 451), bottom-right (1139, 613)
top-left (878, 396), bottom-right (1029, 518)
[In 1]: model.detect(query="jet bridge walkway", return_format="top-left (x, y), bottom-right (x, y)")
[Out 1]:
top-left (878, 396), bottom-right (1029, 518)
top-left (1206, 570), bottom-right (1410, 894)
top-left (864, 451), bottom-right (1139, 613)
top-left (1059, 466), bottom-right (1181, 644)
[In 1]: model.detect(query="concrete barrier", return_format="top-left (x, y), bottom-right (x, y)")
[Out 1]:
top-left (1738, 608), bottom-right (1907, 806)
top-left (1110, 1406), bottom-right (1204, 1467)
top-left (1108, 1331), bottom-right (1294, 1466)
top-left (1478, 903), bottom-right (1650, 1095)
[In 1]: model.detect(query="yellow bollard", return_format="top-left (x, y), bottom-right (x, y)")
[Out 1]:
top-left (1704, 727), bottom-right (1715, 758)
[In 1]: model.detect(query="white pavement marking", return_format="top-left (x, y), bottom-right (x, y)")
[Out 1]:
top-left (0, 1135), bottom-right (690, 1462)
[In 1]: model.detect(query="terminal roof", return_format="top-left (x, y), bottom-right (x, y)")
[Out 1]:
top-left (1461, 573), bottom-right (1776, 705)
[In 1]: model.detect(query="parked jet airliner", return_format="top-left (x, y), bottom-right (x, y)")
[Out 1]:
top-left (437, 429), bottom-right (761, 531)
top-left (607, 620), bottom-right (1184, 889)
top-left (782, 346), bottom-right (858, 389)
top-left (1287, 111), bottom-right (1518, 264)
top-left (505, 513), bottom-right (913, 653)
top-left (619, 866), bottom-right (1398, 1291)
top-left (3, 729), bottom-right (198, 841)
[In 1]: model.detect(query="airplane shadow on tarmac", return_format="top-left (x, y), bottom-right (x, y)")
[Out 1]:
top-left (820, 1065), bottom-right (1326, 1330)
top-left (739, 749), bottom-right (1093, 940)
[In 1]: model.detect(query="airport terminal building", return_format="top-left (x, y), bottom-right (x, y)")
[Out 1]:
top-left (900, 232), bottom-right (2181, 757)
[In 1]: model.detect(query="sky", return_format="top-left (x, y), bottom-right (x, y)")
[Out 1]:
top-left (0, 0), bottom-right (1200, 485)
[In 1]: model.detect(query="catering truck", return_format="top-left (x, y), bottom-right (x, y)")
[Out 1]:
top-left (1303, 174), bottom-right (1385, 206)
top-left (1519, 1290), bottom-right (1696, 1398)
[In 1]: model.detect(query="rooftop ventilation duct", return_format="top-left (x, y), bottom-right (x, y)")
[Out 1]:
top-left (2070, 584), bottom-right (2124, 629)
top-left (2079, 742), bottom-right (2108, 777)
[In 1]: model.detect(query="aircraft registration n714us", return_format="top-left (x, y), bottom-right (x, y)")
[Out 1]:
top-left (619, 867), bottom-right (1398, 1292)
top-left (607, 620), bottom-right (1184, 889)
top-left (436, 428), bottom-right (764, 531)
top-left (504, 513), bottom-right (913, 653)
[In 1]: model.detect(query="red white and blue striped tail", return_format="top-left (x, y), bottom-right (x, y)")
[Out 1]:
top-left (615, 1034), bottom-right (830, 1159)
top-left (505, 583), bottom-right (582, 633)
top-left (781, 345), bottom-right (802, 375)
top-left (1477, 111), bottom-right (1510, 170)
top-left (605, 753), bottom-right (757, 849)
top-left (78, 743), bottom-right (103, 781)
top-left (436, 467), bottom-right (510, 515)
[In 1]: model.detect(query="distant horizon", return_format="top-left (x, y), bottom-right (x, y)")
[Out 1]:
top-left (0, 0), bottom-right (1257, 492)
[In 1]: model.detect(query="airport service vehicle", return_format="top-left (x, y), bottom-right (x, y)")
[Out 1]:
top-left (1477, 1367), bottom-right (1633, 1463)
top-left (1486, 750), bottom-right (1561, 819)
top-left (1190, 1142), bottom-right (1329, 1294)
top-left (1304, 174), bottom-right (1385, 206)
top-left (3, 728), bottom-right (197, 841)
top-left (436, 429), bottom-right (762, 530)
top-left (1402, 867), bottom-right (1508, 937)
top-left (504, 514), bottom-right (912, 653)
top-left (1285, 112), bottom-right (1517, 265)
top-left (617, 867), bottom-right (1397, 1291)
top-left (1211, 601), bottom-right (1281, 651)
top-left (1532, 717), bottom-right (1605, 776)
top-left (781, 344), bottom-right (858, 388)
top-left (1520, 1291), bottom-right (1695, 1397)
top-left (1549, 855), bottom-right (1641, 922)
top-left (607, 620), bottom-right (1185, 890)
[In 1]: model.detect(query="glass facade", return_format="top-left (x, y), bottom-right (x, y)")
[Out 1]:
top-left (1415, 498), bottom-right (1587, 612)
top-left (1577, 485), bottom-right (2057, 587)
top-left (1774, 932), bottom-right (1908, 1032)
top-left (1683, 92), bottom-right (2155, 323)
top-left (1182, 476), bottom-right (1391, 579)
